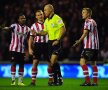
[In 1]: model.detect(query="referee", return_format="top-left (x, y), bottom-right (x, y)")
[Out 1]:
top-left (36, 4), bottom-right (66, 86)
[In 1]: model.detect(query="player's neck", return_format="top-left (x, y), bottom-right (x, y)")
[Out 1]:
top-left (37, 20), bottom-right (44, 24)
top-left (19, 23), bottom-right (25, 26)
top-left (85, 16), bottom-right (91, 21)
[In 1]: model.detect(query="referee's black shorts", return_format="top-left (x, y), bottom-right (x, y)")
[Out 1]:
top-left (81, 49), bottom-right (99, 61)
top-left (48, 40), bottom-right (62, 57)
top-left (33, 42), bottom-right (49, 61)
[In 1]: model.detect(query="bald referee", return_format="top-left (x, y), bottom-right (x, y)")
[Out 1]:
top-left (35, 4), bottom-right (66, 86)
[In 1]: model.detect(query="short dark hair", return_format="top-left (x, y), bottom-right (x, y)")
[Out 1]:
top-left (17, 13), bottom-right (25, 20)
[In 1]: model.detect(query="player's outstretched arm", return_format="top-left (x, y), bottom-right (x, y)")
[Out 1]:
top-left (0, 24), bottom-right (6, 30)
top-left (0, 24), bottom-right (15, 32)
top-left (2, 27), bottom-right (14, 31)
top-left (36, 30), bottom-right (48, 36)
top-left (31, 29), bottom-right (48, 36)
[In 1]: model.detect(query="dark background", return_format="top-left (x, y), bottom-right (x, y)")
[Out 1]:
top-left (0, 0), bottom-right (108, 63)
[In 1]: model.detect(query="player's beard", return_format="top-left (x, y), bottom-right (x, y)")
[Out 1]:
top-left (20, 21), bottom-right (26, 26)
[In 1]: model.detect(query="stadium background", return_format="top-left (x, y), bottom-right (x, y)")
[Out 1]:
top-left (0, 0), bottom-right (108, 79)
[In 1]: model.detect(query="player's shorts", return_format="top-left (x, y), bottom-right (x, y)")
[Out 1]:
top-left (9, 51), bottom-right (25, 65)
top-left (33, 42), bottom-right (49, 61)
top-left (48, 40), bottom-right (62, 57)
top-left (81, 49), bottom-right (99, 61)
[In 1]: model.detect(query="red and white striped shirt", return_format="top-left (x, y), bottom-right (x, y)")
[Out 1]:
top-left (30, 22), bottom-right (48, 43)
top-left (83, 18), bottom-right (99, 49)
top-left (9, 23), bottom-right (30, 53)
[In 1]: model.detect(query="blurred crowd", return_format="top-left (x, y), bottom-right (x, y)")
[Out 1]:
top-left (0, 0), bottom-right (108, 63)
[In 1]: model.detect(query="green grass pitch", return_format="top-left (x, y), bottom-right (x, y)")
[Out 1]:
top-left (0, 78), bottom-right (108, 90)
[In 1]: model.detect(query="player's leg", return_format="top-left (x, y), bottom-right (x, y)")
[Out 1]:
top-left (30, 58), bottom-right (39, 86)
top-left (10, 51), bottom-right (17, 85)
top-left (30, 43), bottom-right (40, 86)
top-left (91, 50), bottom-right (98, 86)
top-left (91, 61), bottom-right (98, 86)
top-left (47, 61), bottom-right (54, 85)
top-left (42, 43), bottom-right (54, 85)
top-left (41, 43), bottom-right (53, 84)
top-left (80, 50), bottom-right (91, 86)
top-left (18, 53), bottom-right (25, 86)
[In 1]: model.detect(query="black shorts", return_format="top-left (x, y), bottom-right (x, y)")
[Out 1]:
top-left (48, 40), bottom-right (62, 57)
top-left (10, 51), bottom-right (25, 65)
top-left (81, 49), bottom-right (99, 61)
top-left (33, 43), bottom-right (49, 61)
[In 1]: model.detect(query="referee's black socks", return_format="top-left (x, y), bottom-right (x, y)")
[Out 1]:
top-left (52, 63), bottom-right (58, 83)
top-left (52, 62), bottom-right (62, 83)
top-left (55, 62), bottom-right (62, 78)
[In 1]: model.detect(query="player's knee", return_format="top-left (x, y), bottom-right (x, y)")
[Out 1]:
top-left (91, 61), bottom-right (96, 66)
top-left (33, 60), bottom-right (39, 66)
top-left (80, 58), bottom-right (86, 66)
top-left (50, 60), bottom-right (57, 66)
top-left (11, 62), bottom-right (16, 66)
top-left (19, 64), bottom-right (24, 68)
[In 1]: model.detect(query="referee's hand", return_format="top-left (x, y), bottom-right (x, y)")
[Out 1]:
top-left (52, 40), bottom-right (59, 46)
top-left (72, 40), bottom-right (80, 47)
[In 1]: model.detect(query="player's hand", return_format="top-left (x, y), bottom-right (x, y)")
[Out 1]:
top-left (52, 40), bottom-right (59, 46)
top-left (31, 30), bottom-right (37, 36)
top-left (29, 48), bottom-right (33, 55)
top-left (0, 24), bottom-right (5, 30)
top-left (2, 27), bottom-right (9, 30)
top-left (72, 40), bottom-right (81, 47)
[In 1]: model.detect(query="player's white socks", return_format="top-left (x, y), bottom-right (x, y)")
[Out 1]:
top-left (11, 74), bottom-right (15, 81)
top-left (18, 75), bottom-right (23, 83)
top-left (11, 66), bottom-right (16, 81)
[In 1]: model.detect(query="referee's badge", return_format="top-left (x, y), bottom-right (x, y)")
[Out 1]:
top-left (58, 19), bottom-right (63, 24)
top-left (50, 23), bottom-right (54, 27)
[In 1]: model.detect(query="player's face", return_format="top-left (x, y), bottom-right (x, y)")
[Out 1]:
top-left (82, 10), bottom-right (89, 19)
top-left (18, 15), bottom-right (26, 25)
top-left (36, 11), bottom-right (44, 21)
top-left (44, 6), bottom-right (51, 17)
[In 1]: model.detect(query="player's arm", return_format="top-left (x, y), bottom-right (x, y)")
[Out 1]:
top-left (1, 26), bottom-right (14, 32)
top-left (35, 30), bottom-right (48, 36)
top-left (31, 29), bottom-right (48, 36)
top-left (35, 21), bottom-right (48, 36)
top-left (73, 29), bottom-right (88, 47)
top-left (28, 36), bottom-right (34, 55)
